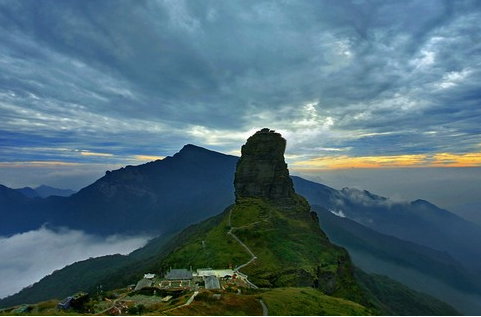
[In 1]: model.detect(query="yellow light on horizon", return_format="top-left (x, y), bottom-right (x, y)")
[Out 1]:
top-left (133, 155), bottom-right (165, 161)
top-left (0, 161), bottom-right (82, 168)
top-left (431, 152), bottom-right (481, 167)
top-left (291, 152), bottom-right (481, 169)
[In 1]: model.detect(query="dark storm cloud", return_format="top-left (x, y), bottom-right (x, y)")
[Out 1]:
top-left (0, 0), bottom-right (481, 168)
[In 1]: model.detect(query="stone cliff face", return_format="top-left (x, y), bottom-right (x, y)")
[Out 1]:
top-left (234, 128), bottom-right (297, 206)
top-left (232, 129), bottom-right (365, 302)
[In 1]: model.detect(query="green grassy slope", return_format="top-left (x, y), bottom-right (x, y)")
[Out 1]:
top-left (165, 287), bottom-right (372, 316)
top-left (356, 269), bottom-right (460, 316)
top-left (160, 206), bottom-right (250, 270)
top-left (161, 197), bottom-right (366, 305)
top-left (259, 287), bottom-right (372, 316)
top-left (234, 199), bottom-right (362, 299)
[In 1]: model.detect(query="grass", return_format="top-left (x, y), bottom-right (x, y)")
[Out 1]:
top-left (160, 287), bottom-right (372, 316)
top-left (229, 199), bottom-right (362, 297)
top-left (0, 300), bottom-right (79, 316)
top-left (259, 287), bottom-right (373, 316)
top-left (163, 290), bottom-right (262, 316)
top-left (161, 207), bottom-right (250, 270)
top-left (230, 198), bottom-right (272, 228)
top-left (161, 197), bottom-right (365, 304)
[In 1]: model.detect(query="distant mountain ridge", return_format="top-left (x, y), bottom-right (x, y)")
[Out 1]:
top-left (15, 185), bottom-right (75, 198)
top-left (291, 176), bottom-right (481, 274)
top-left (449, 201), bottom-right (481, 226)
top-left (313, 205), bottom-right (481, 314)
top-left (15, 187), bottom-right (39, 198)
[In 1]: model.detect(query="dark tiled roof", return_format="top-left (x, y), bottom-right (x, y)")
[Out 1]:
top-left (165, 269), bottom-right (193, 280)
top-left (134, 278), bottom-right (153, 291)
top-left (205, 275), bottom-right (220, 289)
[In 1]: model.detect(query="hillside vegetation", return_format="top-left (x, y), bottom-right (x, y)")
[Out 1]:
top-left (162, 197), bottom-right (365, 304)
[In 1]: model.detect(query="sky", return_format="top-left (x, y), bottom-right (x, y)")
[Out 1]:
top-left (1, 1), bottom-right (481, 204)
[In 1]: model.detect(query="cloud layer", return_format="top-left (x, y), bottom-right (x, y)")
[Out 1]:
top-left (0, 226), bottom-right (150, 299)
top-left (0, 0), bottom-right (481, 187)
top-left (293, 166), bottom-right (481, 211)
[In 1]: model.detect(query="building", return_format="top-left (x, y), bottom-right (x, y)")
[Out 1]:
top-left (165, 268), bottom-right (193, 280)
top-left (57, 292), bottom-right (89, 310)
top-left (57, 297), bottom-right (73, 310)
top-left (196, 268), bottom-right (234, 279)
top-left (134, 278), bottom-right (153, 291)
top-left (204, 275), bottom-right (221, 290)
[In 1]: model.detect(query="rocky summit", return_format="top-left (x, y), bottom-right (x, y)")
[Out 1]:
top-left (234, 128), bottom-right (297, 206)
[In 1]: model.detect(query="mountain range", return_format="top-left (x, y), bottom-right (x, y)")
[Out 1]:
top-left (15, 185), bottom-right (76, 199)
top-left (292, 177), bottom-right (481, 274)
top-left (1, 142), bottom-right (480, 314)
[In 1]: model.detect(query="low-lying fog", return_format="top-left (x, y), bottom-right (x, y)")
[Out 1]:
top-left (0, 226), bottom-right (150, 299)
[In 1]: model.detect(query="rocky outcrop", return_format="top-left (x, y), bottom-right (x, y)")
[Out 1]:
top-left (234, 128), bottom-right (297, 206)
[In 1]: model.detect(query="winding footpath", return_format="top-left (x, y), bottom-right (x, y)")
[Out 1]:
top-left (94, 294), bottom-right (126, 316)
top-left (227, 208), bottom-right (271, 315)
top-left (227, 208), bottom-right (258, 286)
top-left (162, 291), bottom-right (199, 313)
top-left (258, 299), bottom-right (269, 316)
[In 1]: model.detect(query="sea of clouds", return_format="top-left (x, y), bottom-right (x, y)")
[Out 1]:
top-left (0, 226), bottom-right (150, 299)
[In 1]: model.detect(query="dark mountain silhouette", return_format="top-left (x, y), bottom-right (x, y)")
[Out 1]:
top-left (0, 185), bottom-right (48, 235)
top-left (55, 144), bottom-right (238, 235)
top-left (15, 187), bottom-right (39, 198)
top-left (1, 145), bottom-right (238, 236)
top-left (15, 185), bottom-right (75, 198)
top-left (34, 185), bottom-right (75, 198)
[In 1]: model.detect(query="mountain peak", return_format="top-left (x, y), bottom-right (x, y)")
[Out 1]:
top-left (234, 128), bottom-right (297, 205)
top-left (175, 144), bottom-right (231, 160)
top-left (179, 143), bottom-right (206, 152)
top-left (412, 199), bottom-right (433, 206)
top-left (34, 185), bottom-right (76, 197)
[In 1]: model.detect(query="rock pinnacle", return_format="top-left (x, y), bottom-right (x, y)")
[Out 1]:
top-left (234, 128), bottom-right (297, 205)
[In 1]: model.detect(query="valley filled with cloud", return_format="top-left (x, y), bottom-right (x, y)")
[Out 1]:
top-left (0, 226), bottom-right (150, 299)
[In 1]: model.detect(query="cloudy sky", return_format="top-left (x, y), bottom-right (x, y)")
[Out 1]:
top-left (1, 1), bottom-right (481, 194)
